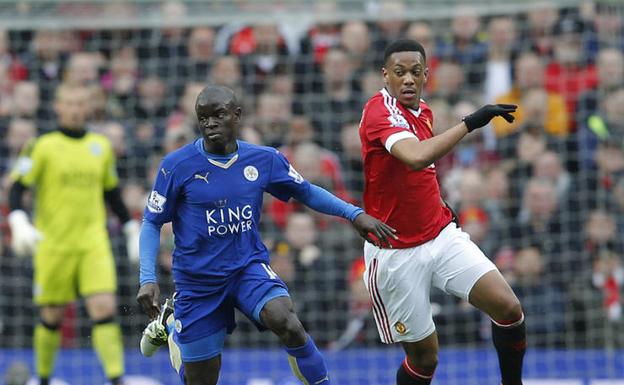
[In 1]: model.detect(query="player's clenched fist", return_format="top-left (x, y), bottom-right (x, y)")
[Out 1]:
top-left (351, 212), bottom-right (398, 248)
top-left (137, 282), bottom-right (161, 320)
top-left (462, 104), bottom-right (518, 132)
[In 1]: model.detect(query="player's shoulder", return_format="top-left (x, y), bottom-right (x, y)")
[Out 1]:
top-left (238, 140), bottom-right (282, 158)
top-left (161, 142), bottom-right (202, 172)
top-left (84, 132), bottom-right (114, 149)
top-left (363, 88), bottom-right (402, 120)
top-left (364, 89), bottom-right (390, 112)
top-left (419, 99), bottom-right (433, 119)
top-left (32, 131), bottom-right (60, 145)
top-left (28, 131), bottom-right (64, 152)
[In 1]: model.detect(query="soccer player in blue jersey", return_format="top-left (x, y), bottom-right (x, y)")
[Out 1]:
top-left (136, 85), bottom-right (397, 385)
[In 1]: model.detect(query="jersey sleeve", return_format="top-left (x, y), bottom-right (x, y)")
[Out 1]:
top-left (266, 149), bottom-right (311, 202)
top-left (9, 138), bottom-right (44, 186)
top-left (362, 98), bottom-right (418, 152)
top-left (102, 139), bottom-right (119, 191)
top-left (143, 158), bottom-right (182, 225)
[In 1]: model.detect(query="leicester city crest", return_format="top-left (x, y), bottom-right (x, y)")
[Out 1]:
top-left (90, 142), bottom-right (103, 156)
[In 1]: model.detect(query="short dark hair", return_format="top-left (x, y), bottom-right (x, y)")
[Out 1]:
top-left (383, 39), bottom-right (427, 65)
top-left (196, 85), bottom-right (240, 109)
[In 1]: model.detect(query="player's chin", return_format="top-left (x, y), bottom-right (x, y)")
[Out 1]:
top-left (204, 133), bottom-right (225, 144)
top-left (399, 94), bottom-right (419, 108)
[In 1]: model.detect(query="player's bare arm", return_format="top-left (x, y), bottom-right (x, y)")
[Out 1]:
top-left (381, 40), bottom-right (516, 170)
top-left (390, 105), bottom-right (517, 170)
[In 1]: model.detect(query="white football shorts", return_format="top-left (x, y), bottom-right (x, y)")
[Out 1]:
top-left (363, 222), bottom-right (497, 344)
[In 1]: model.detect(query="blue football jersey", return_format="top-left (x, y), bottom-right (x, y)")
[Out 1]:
top-left (144, 139), bottom-right (310, 291)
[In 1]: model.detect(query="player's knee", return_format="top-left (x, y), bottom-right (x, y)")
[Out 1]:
top-left (188, 375), bottom-right (218, 385)
top-left (407, 351), bottom-right (438, 373)
top-left (86, 294), bottom-right (117, 320)
top-left (185, 371), bottom-right (218, 385)
top-left (493, 295), bottom-right (523, 324)
top-left (273, 313), bottom-right (306, 346)
top-left (39, 318), bottom-right (61, 330)
top-left (40, 306), bottom-right (64, 327)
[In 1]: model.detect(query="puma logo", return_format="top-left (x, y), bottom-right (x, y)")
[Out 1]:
top-left (161, 168), bottom-right (169, 177)
top-left (194, 172), bottom-right (210, 184)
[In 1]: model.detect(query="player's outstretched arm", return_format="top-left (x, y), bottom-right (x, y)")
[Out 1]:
top-left (136, 219), bottom-right (163, 320)
top-left (391, 104), bottom-right (517, 170)
top-left (293, 183), bottom-right (397, 247)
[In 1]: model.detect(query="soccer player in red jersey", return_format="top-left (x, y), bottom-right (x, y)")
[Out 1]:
top-left (359, 39), bottom-right (525, 385)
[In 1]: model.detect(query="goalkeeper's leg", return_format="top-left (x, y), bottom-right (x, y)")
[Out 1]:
top-left (86, 293), bottom-right (125, 385)
top-left (35, 306), bottom-right (65, 385)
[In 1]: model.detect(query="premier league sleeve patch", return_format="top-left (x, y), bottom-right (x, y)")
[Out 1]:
top-left (147, 190), bottom-right (167, 213)
top-left (387, 113), bottom-right (410, 129)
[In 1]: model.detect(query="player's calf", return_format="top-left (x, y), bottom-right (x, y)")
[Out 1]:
top-left (492, 313), bottom-right (526, 385)
top-left (398, 334), bottom-right (438, 385)
top-left (397, 356), bottom-right (436, 385)
top-left (261, 297), bottom-right (331, 385)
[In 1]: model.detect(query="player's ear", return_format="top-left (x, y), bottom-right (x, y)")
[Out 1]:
top-left (382, 67), bottom-right (388, 85)
top-left (233, 106), bottom-right (242, 121)
top-left (423, 67), bottom-right (429, 84)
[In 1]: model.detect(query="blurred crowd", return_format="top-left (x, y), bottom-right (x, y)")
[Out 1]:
top-left (0, 0), bottom-right (623, 351)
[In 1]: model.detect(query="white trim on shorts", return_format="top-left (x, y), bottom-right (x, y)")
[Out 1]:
top-left (363, 222), bottom-right (497, 343)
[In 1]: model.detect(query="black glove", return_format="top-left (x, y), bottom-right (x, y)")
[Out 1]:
top-left (462, 104), bottom-right (517, 132)
top-left (442, 199), bottom-right (459, 225)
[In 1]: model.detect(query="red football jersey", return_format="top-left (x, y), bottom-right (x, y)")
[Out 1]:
top-left (359, 88), bottom-right (452, 248)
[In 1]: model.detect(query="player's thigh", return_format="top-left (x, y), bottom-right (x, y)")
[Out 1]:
top-left (174, 326), bottom-right (226, 372)
top-left (363, 242), bottom-right (436, 344)
top-left (33, 250), bottom-right (79, 305)
top-left (401, 330), bottom-right (440, 369)
top-left (78, 244), bottom-right (117, 298)
top-left (468, 270), bottom-right (522, 321)
top-left (234, 261), bottom-right (291, 328)
top-left (430, 223), bottom-right (497, 300)
top-left (183, 354), bottom-right (221, 385)
top-left (173, 289), bottom-right (234, 359)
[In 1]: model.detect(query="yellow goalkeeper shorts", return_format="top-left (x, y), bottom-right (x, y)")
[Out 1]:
top-left (33, 241), bottom-right (117, 305)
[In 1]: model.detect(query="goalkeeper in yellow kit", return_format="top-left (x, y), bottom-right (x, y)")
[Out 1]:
top-left (7, 83), bottom-right (141, 385)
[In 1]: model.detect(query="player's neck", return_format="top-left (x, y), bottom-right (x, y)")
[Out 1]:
top-left (202, 138), bottom-right (238, 157)
top-left (58, 126), bottom-right (86, 138)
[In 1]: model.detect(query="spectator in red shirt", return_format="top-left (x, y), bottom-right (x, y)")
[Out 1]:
top-left (544, 16), bottom-right (597, 124)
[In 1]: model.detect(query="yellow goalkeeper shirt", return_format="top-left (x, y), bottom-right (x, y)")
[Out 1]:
top-left (11, 130), bottom-right (119, 253)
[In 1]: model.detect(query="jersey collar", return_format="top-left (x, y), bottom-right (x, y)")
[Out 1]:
top-left (380, 88), bottom-right (421, 117)
top-left (195, 138), bottom-right (240, 169)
